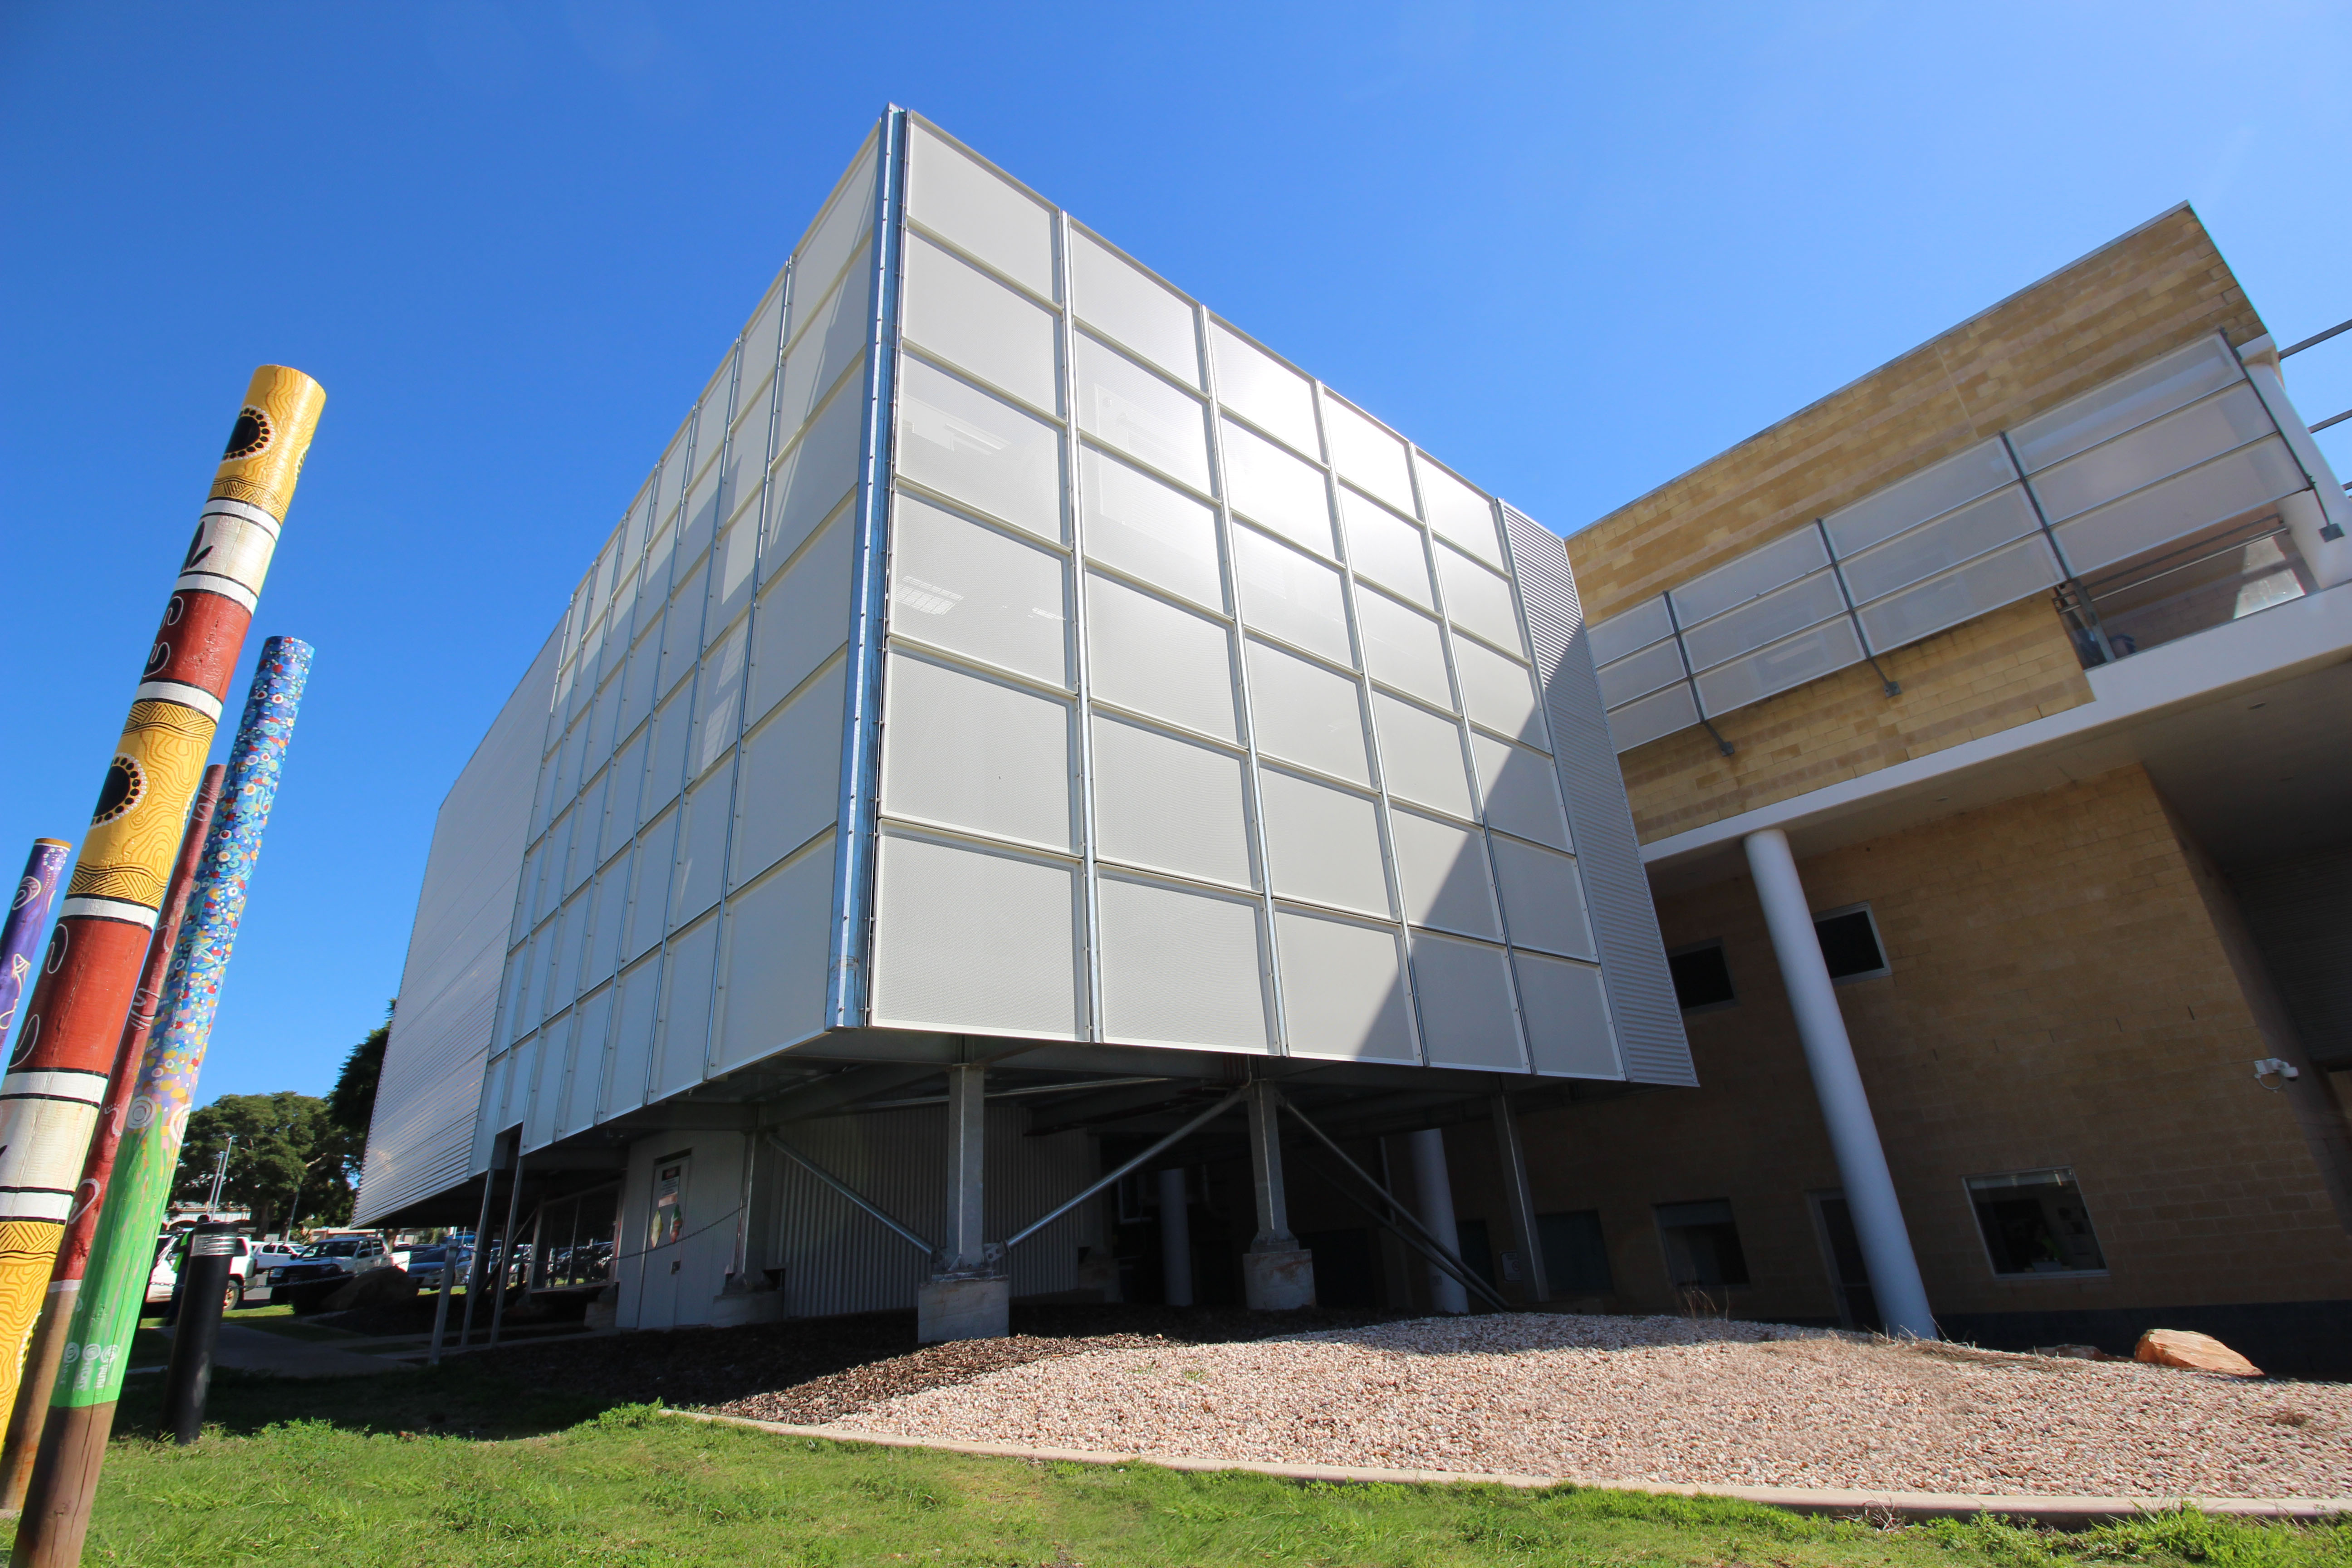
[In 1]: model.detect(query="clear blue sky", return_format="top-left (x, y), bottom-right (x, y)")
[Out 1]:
top-left (3, 3), bottom-right (2347, 1104)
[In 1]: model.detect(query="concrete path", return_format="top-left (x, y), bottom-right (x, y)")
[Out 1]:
top-left (160, 1323), bottom-right (404, 1378)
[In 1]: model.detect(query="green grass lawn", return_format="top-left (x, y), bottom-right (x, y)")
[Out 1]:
top-left (10, 1367), bottom-right (2344, 1568)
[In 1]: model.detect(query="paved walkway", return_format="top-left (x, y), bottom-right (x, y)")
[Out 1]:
top-left (159, 1323), bottom-right (403, 1378)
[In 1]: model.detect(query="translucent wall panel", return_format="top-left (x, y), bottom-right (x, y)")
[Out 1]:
top-left (2009, 335), bottom-right (2243, 473)
top-left (602, 953), bottom-right (661, 1118)
top-left (795, 143), bottom-right (880, 313)
top-left (652, 912), bottom-right (720, 1099)
top-left (1221, 421), bottom-right (1334, 556)
top-left (587, 857), bottom-right (631, 990)
top-left (1209, 323), bottom-right (1318, 456)
top-left (1489, 837), bottom-right (1592, 958)
top-left (898, 358), bottom-right (1064, 541)
top-left (778, 272), bottom-right (870, 438)
top-left (1596, 636), bottom-right (1686, 710)
top-left (670, 770), bottom-right (733, 931)
top-left (617, 621), bottom-right (662, 741)
top-left (1079, 448), bottom-right (1223, 611)
top-left (879, 654), bottom-right (1072, 849)
top-left (1513, 952), bottom-right (1619, 1078)
top-left (1339, 490), bottom-right (1433, 608)
top-left (647, 687), bottom-right (691, 816)
top-left (625, 808), bottom-right (677, 960)
top-left (1822, 439), bottom-right (2014, 557)
top-left (710, 845), bottom-right (832, 1072)
top-left (870, 833), bottom-right (1080, 1037)
top-left (901, 232), bottom-right (1060, 412)
top-left (1371, 693), bottom-right (1473, 818)
top-left (1257, 768), bottom-right (1391, 916)
top-left (1097, 876), bottom-right (1269, 1050)
top-left (692, 619), bottom-right (748, 779)
top-left (1694, 618), bottom-right (1864, 718)
top-left (749, 514), bottom-right (852, 723)
top-left (730, 660), bottom-right (844, 887)
top-left (906, 122), bottom-right (1055, 299)
top-left (1244, 639), bottom-right (1369, 785)
top-left (1411, 935), bottom-right (1523, 1070)
top-left (1071, 230), bottom-right (1198, 386)
top-left (562, 989), bottom-right (609, 1136)
top-left (1471, 732), bottom-right (1570, 851)
top-left (1089, 715), bottom-right (1252, 887)
top-left (1273, 910), bottom-right (1416, 1063)
top-left (889, 495), bottom-right (1069, 685)
top-left (1074, 336), bottom-right (1210, 493)
top-left (2052, 437), bottom-right (2302, 575)
top-left (1670, 527), bottom-right (1828, 628)
top-left (1436, 543), bottom-right (1523, 652)
top-left (1857, 535), bottom-right (2062, 654)
top-left (2029, 384), bottom-right (2274, 523)
top-left (1678, 570), bottom-right (1843, 673)
top-left (1455, 640), bottom-right (1543, 746)
top-left (1322, 397), bottom-right (1413, 513)
top-left (1233, 526), bottom-right (1351, 665)
top-left (1084, 574), bottom-right (1237, 741)
top-left (1355, 589), bottom-right (1451, 707)
top-left (1588, 595), bottom-right (1675, 667)
top-left (551, 892), bottom-right (587, 1010)
top-left (1387, 809), bottom-right (1501, 938)
top-left (524, 1014), bottom-right (564, 1150)
top-left (1837, 487), bottom-right (2038, 604)
top-left (655, 567), bottom-right (706, 701)
top-left (1417, 461), bottom-right (1505, 568)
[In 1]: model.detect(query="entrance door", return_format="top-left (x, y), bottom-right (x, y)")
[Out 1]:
top-left (1808, 1190), bottom-right (1881, 1331)
top-left (637, 1152), bottom-right (691, 1330)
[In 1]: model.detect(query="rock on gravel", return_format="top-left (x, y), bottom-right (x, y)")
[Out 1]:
top-left (836, 1313), bottom-right (2352, 1498)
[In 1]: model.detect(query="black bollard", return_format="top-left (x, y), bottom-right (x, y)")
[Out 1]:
top-left (159, 1222), bottom-right (238, 1443)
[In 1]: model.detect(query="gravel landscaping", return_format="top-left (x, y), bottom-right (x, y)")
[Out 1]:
top-left (829, 1313), bottom-right (2352, 1499)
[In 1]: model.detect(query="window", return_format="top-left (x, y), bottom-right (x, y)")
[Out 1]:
top-left (1536, 1209), bottom-right (1613, 1294)
top-left (1654, 1199), bottom-right (1749, 1289)
top-left (1813, 903), bottom-right (1889, 982)
top-left (1667, 941), bottom-right (1736, 1012)
top-left (1968, 1167), bottom-right (2107, 1276)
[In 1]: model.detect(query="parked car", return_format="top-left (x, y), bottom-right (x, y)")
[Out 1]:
top-left (146, 1232), bottom-right (271, 1312)
top-left (396, 1242), bottom-right (470, 1281)
top-left (266, 1232), bottom-right (395, 1314)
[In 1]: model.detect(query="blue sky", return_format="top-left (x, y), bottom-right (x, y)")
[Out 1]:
top-left (2, 2), bottom-right (2347, 1103)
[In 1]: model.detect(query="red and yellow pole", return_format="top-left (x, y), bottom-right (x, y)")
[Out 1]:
top-left (0, 368), bottom-right (323, 1416)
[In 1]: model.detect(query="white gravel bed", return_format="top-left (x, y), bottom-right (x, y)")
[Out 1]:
top-left (836, 1313), bottom-right (2352, 1497)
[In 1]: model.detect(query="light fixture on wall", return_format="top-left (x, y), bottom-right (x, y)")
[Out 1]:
top-left (2253, 1058), bottom-right (2302, 1090)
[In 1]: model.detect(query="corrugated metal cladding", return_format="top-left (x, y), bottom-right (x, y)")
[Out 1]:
top-left (357, 628), bottom-right (563, 1223)
top-left (1505, 509), bottom-right (1696, 1087)
top-left (769, 1103), bottom-right (1092, 1317)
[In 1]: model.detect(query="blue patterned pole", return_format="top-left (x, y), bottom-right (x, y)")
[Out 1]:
top-left (11, 637), bottom-right (311, 1566)
top-left (0, 842), bottom-right (70, 1060)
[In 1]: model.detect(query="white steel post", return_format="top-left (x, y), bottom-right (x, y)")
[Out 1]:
top-left (1156, 1167), bottom-right (1193, 1306)
top-left (919, 1062), bottom-right (1007, 1343)
top-left (1408, 1127), bottom-right (1468, 1315)
top-left (1743, 828), bottom-right (1936, 1339)
top-left (1240, 1081), bottom-right (1313, 1308)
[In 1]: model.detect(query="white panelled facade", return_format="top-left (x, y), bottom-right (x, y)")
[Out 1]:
top-left (862, 114), bottom-right (1627, 1078)
top-left (1590, 333), bottom-right (2326, 753)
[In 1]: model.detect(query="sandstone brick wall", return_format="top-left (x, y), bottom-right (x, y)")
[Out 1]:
top-left (1474, 764), bottom-right (2352, 1324)
top-left (1569, 206), bottom-right (2266, 844)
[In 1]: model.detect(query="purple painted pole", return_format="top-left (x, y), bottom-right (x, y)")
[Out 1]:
top-left (0, 843), bottom-right (70, 1058)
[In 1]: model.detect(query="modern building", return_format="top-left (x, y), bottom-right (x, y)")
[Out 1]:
top-left (362, 110), bottom-right (2352, 1371)
top-left (356, 108), bottom-right (1694, 1341)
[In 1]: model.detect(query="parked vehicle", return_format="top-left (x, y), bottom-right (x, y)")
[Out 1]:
top-left (396, 1241), bottom-right (470, 1280)
top-left (266, 1232), bottom-right (394, 1314)
top-left (146, 1232), bottom-right (271, 1311)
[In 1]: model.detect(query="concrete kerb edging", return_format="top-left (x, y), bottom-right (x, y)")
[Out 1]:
top-left (663, 1409), bottom-right (2352, 1527)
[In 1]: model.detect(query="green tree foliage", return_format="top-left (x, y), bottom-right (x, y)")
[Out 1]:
top-left (175, 1091), bottom-right (354, 1235)
top-left (328, 1002), bottom-right (393, 1162)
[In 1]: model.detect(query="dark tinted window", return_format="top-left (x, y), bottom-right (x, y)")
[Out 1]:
top-left (1667, 942), bottom-right (1735, 1011)
top-left (1813, 907), bottom-right (1887, 980)
top-left (1536, 1209), bottom-right (1613, 1294)
top-left (1655, 1199), bottom-right (1750, 1289)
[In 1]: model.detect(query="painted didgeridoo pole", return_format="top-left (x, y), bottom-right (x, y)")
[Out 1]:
top-left (0, 368), bottom-right (322, 1419)
top-left (0, 844), bottom-right (71, 1059)
top-left (12, 640), bottom-right (310, 1568)
top-left (0, 769), bottom-right (220, 1514)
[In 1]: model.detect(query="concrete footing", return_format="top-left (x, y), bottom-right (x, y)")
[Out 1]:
top-left (708, 1288), bottom-right (787, 1328)
top-left (918, 1275), bottom-right (1009, 1343)
top-left (1241, 1247), bottom-right (1314, 1310)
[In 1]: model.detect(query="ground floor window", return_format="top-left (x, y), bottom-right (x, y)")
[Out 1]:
top-left (1667, 941), bottom-right (1736, 1012)
top-left (1967, 1167), bottom-right (2106, 1275)
top-left (532, 1182), bottom-right (621, 1290)
top-left (1654, 1199), bottom-right (1749, 1291)
top-left (1537, 1209), bottom-right (1614, 1294)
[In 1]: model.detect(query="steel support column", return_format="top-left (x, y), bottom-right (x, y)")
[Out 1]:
top-left (1240, 1081), bottom-right (1313, 1309)
top-left (920, 1061), bottom-right (1004, 1341)
top-left (1490, 1095), bottom-right (1549, 1304)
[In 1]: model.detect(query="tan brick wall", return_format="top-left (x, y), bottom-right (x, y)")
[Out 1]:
top-left (1569, 207), bottom-right (2266, 843)
top-left (1473, 764), bottom-right (2352, 1323)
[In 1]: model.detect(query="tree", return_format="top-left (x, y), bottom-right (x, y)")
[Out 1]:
top-left (328, 1001), bottom-right (392, 1166)
top-left (175, 1092), bottom-right (354, 1235)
